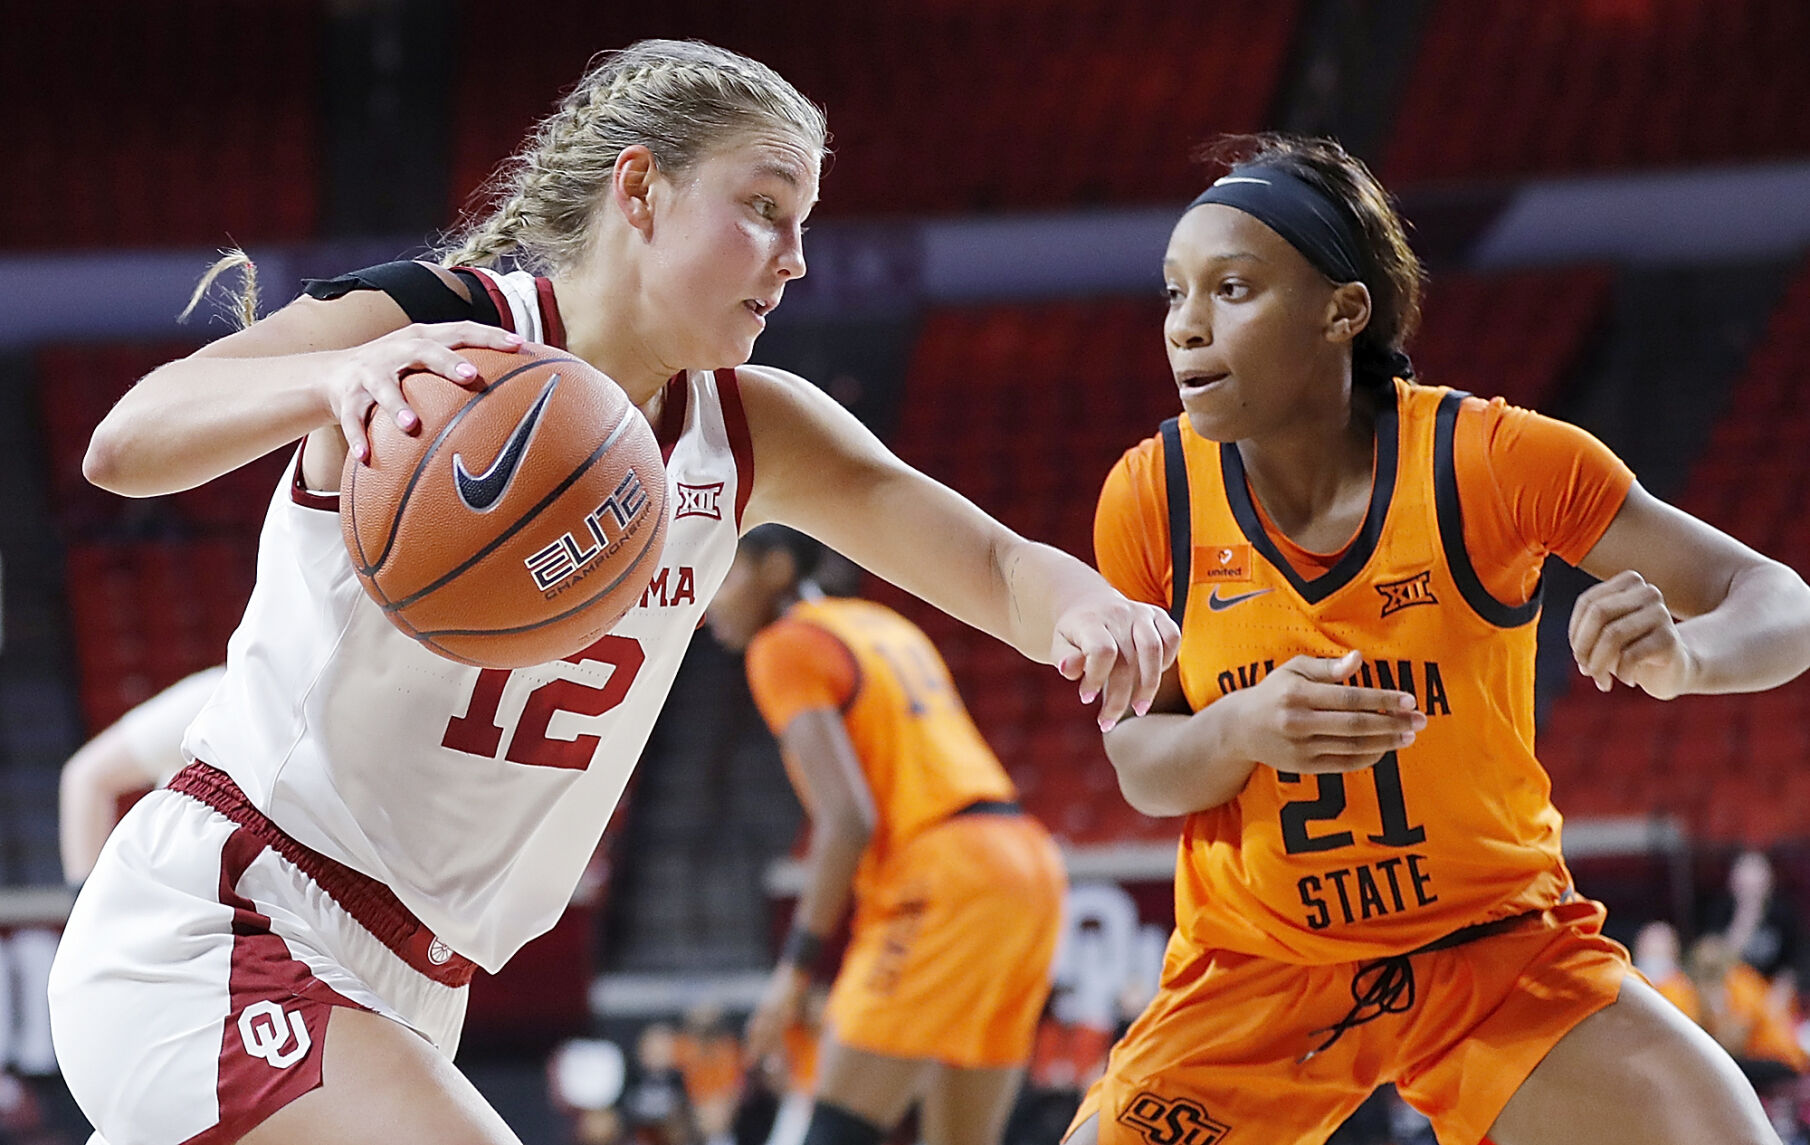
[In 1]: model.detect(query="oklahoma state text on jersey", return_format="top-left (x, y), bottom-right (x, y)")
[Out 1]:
top-left (1095, 381), bottom-right (1635, 963)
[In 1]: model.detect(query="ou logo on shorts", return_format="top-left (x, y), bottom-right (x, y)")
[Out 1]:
top-left (238, 1000), bottom-right (311, 1069)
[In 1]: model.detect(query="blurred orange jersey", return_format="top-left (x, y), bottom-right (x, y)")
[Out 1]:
top-left (1095, 381), bottom-right (1635, 963)
top-left (745, 597), bottom-right (1017, 906)
top-left (1710, 961), bottom-right (1808, 1071)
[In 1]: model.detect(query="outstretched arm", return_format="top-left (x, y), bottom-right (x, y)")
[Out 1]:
top-left (1572, 482), bottom-right (1810, 698)
top-left (737, 365), bottom-right (1179, 728)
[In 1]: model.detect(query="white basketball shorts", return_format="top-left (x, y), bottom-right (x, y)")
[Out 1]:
top-left (49, 763), bottom-right (477, 1145)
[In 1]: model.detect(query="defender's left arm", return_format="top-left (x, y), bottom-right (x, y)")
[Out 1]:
top-left (736, 365), bottom-right (1178, 727)
top-left (1572, 481), bottom-right (1810, 698)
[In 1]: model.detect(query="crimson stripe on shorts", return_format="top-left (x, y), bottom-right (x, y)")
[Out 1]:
top-left (716, 368), bottom-right (754, 528)
top-left (184, 827), bottom-right (362, 1145)
top-left (170, 763), bottom-right (477, 987)
top-left (534, 276), bottom-right (566, 348)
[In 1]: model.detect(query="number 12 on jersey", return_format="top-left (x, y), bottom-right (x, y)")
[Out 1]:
top-left (441, 635), bottom-right (645, 770)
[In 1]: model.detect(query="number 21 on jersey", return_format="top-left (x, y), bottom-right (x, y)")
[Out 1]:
top-left (440, 635), bottom-right (645, 770)
top-left (1278, 752), bottom-right (1426, 855)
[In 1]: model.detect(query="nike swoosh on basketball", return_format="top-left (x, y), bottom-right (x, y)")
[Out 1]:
top-left (453, 375), bottom-right (559, 512)
top-left (1206, 586), bottom-right (1274, 611)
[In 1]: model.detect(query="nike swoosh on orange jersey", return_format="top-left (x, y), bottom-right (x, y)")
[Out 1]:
top-left (1205, 586), bottom-right (1275, 612)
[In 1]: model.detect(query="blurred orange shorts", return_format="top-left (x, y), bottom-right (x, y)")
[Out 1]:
top-left (829, 811), bottom-right (1066, 1068)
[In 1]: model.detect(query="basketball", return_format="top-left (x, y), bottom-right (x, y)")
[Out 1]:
top-left (340, 344), bottom-right (668, 669)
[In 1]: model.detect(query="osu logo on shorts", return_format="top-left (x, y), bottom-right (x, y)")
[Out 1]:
top-left (1118, 1091), bottom-right (1232, 1145)
top-left (238, 1000), bottom-right (311, 1069)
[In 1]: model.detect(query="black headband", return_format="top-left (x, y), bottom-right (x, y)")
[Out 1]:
top-left (1187, 164), bottom-right (1365, 284)
top-left (1186, 163), bottom-right (1413, 382)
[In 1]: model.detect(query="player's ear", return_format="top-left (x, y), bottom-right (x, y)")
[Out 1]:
top-left (1325, 282), bottom-right (1371, 346)
top-left (613, 145), bottom-right (659, 238)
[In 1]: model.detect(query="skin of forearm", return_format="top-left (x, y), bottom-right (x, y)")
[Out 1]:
top-left (792, 820), bottom-right (869, 940)
top-left (1104, 698), bottom-right (1260, 818)
top-left (84, 355), bottom-right (338, 497)
top-left (1675, 562), bottom-right (1810, 694)
top-left (58, 774), bottom-right (116, 884)
top-left (996, 538), bottom-right (1115, 663)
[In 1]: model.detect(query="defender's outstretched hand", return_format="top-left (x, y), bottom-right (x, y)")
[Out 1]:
top-left (1055, 597), bottom-right (1181, 731)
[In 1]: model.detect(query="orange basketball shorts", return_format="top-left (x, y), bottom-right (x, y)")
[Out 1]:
top-left (828, 811), bottom-right (1067, 1068)
top-left (1068, 899), bottom-right (1629, 1145)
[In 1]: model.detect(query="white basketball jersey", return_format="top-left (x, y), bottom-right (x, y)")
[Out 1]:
top-left (185, 268), bottom-right (752, 971)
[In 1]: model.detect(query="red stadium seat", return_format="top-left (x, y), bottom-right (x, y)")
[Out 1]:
top-left (1, 1), bottom-right (322, 249)
top-left (1542, 255), bottom-right (1810, 843)
top-left (444, 0), bottom-right (1299, 222)
top-left (1386, 0), bottom-right (1810, 185)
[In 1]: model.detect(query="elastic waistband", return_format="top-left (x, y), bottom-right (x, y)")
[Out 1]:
top-left (1407, 909), bottom-right (1544, 957)
top-left (951, 799), bottom-right (1022, 818)
top-left (169, 762), bottom-right (477, 988)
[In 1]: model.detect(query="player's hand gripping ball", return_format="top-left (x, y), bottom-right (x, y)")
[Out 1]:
top-left (340, 344), bottom-right (668, 668)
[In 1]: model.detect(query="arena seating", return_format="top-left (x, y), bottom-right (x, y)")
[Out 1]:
top-left (1410, 268), bottom-right (1612, 408)
top-left (1386, 0), bottom-right (1810, 185)
top-left (35, 343), bottom-right (286, 733)
top-left (61, 539), bottom-right (256, 734)
top-left (0, 1), bottom-right (321, 249)
top-left (446, 0), bottom-right (1297, 222)
top-left (1540, 258), bottom-right (1810, 843)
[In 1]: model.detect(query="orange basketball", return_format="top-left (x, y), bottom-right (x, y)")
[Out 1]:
top-left (340, 344), bottom-right (668, 669)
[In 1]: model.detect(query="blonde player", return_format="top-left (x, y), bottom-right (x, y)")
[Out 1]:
top-left (58, 666), bottom-right (224, 885)
top-left (712, 526), bottom-right (1066, 1145)
top-left (48, 40), bottom-right (1175, 1145)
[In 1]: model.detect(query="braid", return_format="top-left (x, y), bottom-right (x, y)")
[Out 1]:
top-left (443, 61), bottom-right (664, 270)
top-left (596, 61), bottom-right (659, 105)
top-left (179, 248), bottom-right (260, 330)
top-left (439, 40), bottom-right (827, 273)
top-left (444, 191), bottom-right (532, 268)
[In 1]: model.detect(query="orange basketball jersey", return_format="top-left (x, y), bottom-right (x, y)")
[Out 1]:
top-left (745, 597), bottom-right (1017, 905)
top-left (1095, 381), bottom-right (1634, 964)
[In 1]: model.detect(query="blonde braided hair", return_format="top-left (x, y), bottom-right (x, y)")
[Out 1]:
top-left (178, 248), bottom-right (261, 330)
top-left (441, 39), bottom-right (828, 272)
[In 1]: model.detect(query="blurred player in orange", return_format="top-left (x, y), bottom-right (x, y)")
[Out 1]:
top-left (710, 525), bottom-right (1068, 1145)
top-left (1633, 920), bottom-right (1698, 1017)
top-left (1684, 934), bottom-right (1808, 1077)
top-left (674, 1003), bottom-right (745, 1145)
top-left (1076, 132), bottom-right (1810, 1145)
top-left (57, 665), bottom-right (224, 885)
